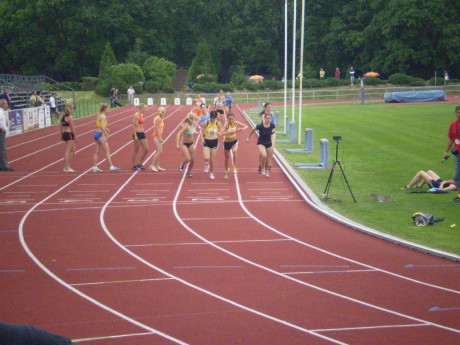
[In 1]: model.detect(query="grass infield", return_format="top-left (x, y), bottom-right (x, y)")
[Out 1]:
top-left (273, 101), bottom-right (460, 256)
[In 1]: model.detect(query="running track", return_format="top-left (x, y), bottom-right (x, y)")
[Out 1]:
top-left (0, 104), bottom-right (459, 344)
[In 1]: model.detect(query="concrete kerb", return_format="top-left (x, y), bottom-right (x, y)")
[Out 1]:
top-left (240, 107), bottom-right (460, 262)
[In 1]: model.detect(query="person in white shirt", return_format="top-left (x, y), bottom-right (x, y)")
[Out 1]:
top-left (127, 86), bottom-right (135, 105)
top-left (0, 99), bottom-right (14, 171)
top-left (49, 93), bottom-right (60, 122)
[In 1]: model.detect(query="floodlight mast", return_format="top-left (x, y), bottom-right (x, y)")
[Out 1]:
top-left (298, 0), bottom-right (305, 145)
top-left (291, 0), bottom-right (297, 123)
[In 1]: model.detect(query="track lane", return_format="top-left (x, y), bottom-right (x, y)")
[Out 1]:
top-left (1, 103), bottom-right (458, 342)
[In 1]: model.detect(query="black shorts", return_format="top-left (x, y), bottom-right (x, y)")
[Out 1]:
top-left (257, 141), bottom-right (272, 149)
top-left (203, 138), bottom-right (219, 149)
top-left (429, 179), bottom-right (442, 189)
top-left (224, 140), bottom-right (238, 150)
top-left (216, 109), bottom-right (224, 114)
top-left (62, 132), bottom-right (75, 141)
top-left (182, 142), bottom-right (193, 148)
top-left (133, 132), bottom-right (146, 140)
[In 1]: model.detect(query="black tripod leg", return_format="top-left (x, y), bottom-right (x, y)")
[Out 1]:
top-left (336, 161), bottom-right (357, 202)
top-left (323, 161), bottom-right (337, 197)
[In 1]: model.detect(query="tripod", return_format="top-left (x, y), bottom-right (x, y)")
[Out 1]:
top-left (323, 139), bottom-right (356, 202)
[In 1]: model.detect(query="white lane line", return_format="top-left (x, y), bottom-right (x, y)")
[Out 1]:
top-left (71, 277), bottom-right (174, 286)
top-left (284, 269), bottom-right (377, 275)
top-left (313, 323), bottom-right (431, 333)
top-left (72, 331), bottom-right (156, 343)
top-left (18, 106), bottom-right (189, 345)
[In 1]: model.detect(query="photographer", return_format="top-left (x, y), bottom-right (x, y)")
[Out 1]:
top-left (444, 105), bottom-right (460, 203)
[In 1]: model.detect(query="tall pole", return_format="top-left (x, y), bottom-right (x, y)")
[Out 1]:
top-left (297, 0), bottom-right (305, 145)
top-left (291, 0), bottom-right (297, 123)
top-left (283, 0), bottom-right (288, 133)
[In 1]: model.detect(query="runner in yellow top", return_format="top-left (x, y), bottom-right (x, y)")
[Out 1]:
top-left (202, 110), bottom-right (222, 179)
top-left (92, 103), bottom-right (120, 173)
top-left (221, 112), bottom-right (248, 179)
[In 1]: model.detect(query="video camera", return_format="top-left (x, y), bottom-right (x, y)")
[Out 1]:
top-left (333, 135), bottom-right (342, 142)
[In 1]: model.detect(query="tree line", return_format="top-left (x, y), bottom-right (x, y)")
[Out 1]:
top-left (0, 0), bottom-right (458, 84)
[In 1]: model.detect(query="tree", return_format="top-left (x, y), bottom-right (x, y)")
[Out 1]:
top-left (187, 42), bottom-right (217, 84)
top-left (98, 42), bottom-right (118, 80)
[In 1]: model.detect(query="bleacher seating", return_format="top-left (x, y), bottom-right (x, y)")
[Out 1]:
top-left (8, 90), bottom-right (66, 111)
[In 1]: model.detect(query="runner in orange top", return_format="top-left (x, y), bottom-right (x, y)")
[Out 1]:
top-left (149, 107), bottom-right (166, 172)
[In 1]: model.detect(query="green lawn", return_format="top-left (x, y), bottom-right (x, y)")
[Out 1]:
top-left (270, 102), bottom-right (460, 256)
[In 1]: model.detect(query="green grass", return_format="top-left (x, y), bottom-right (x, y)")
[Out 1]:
top-left (269, 102), bottom-right (460, 255)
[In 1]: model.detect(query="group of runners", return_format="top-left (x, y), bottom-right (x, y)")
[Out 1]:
top-left (59, 93), bottom-right (277, 179)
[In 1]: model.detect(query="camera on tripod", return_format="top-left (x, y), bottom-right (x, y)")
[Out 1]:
top-left (333, 135), bottom-right (342, 142)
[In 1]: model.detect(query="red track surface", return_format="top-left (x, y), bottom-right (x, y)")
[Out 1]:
top-left (1, 103), bottom-right (459, 344)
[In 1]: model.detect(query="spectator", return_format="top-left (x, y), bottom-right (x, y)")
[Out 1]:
top-left (127, 86), bottom-right (135, 105)
top-left (349, 67), bottom-right (355, 85)
top-left (334, 67), bottom-right (341, 79)
top-left (34, 91), bottom-right (45, 107)
top-left (111, 89), bottom-right (122, 108)
top-left (109, 88), bottom-right (115, 107)
top-left (319, 68), bottom-right (325, 80)
top-left (29, 91), bottom-right (37, 108)
top-left (49, 93), bottom-right (60, 122)
top-left (0, 99), bottom-right (14, 171)
top-left (0, 87), bottom-right (11, 109)
top-left (444, 105), bottom-right (460, 202)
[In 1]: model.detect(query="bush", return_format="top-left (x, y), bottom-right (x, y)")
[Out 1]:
top-left (362, 76), bottom-right (385, 86)
top-left (262, 80), bottom-right (283, 90)
top-left (388, 73), bottom-right (413, 85)
top-left (193, 82), bottom-right (233, 93)
top-left (407, 77), bottom-right (426, 86)
top-left (143, 56), bottom-right (176, 92)
top-left (81, 77), bottom-right (99, 91)
top-left (95, 63), bottom-right (145, 96)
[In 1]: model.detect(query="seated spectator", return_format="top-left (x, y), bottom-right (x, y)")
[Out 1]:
top-left (34, 91), bottom-right (45, 107)
top-left (29, 91), bottom-right (37, 108)
top-left (402, 170), bottom-right (456, 192)
top-left (0, 87), bottom-right (11, 109)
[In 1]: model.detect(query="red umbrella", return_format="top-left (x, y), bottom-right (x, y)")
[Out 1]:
top-left (363, 72), bottom-right (380, 77)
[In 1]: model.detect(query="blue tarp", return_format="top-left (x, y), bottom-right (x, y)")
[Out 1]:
top-left (384, 90), bottom-right (446, 103)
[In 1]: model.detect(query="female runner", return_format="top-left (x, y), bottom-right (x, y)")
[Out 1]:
top-left (246, 112), bottom-right (275, 177)
top-left (60, 105), bottom-right (77, 173)
top-left (131, 104), bottom-right (149, 171)
top-left (176, 113), bottom-right (197, 177)
top-left (92, 103), bottom-right (120, 173)
top-left (202, 110), bottom-right (222, 179)
top-left (221, 112), bottom-right (247, 179)
top-left (149, 106), bottom-right (166, 172)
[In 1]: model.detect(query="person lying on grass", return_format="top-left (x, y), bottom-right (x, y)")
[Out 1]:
top-left (401, 170), bottom-right (456, 192)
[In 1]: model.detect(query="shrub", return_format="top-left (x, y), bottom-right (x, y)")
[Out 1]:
top-left (193, 82), bottom-right (233, 93)
top-left (407, 77), bottom-right (426, 86)
top-left (95, 63), bottom-right (145, 96)
top-left (362, 76), bottom-right (385, 86)
top-left (263, 80), bottom-right (283, 90)
top-left (143, 56), bottom-right (176, 92)
top-left (388, 73), bottom-right (413, 85)
top-left (81, 77), bottom-right (99, 91)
